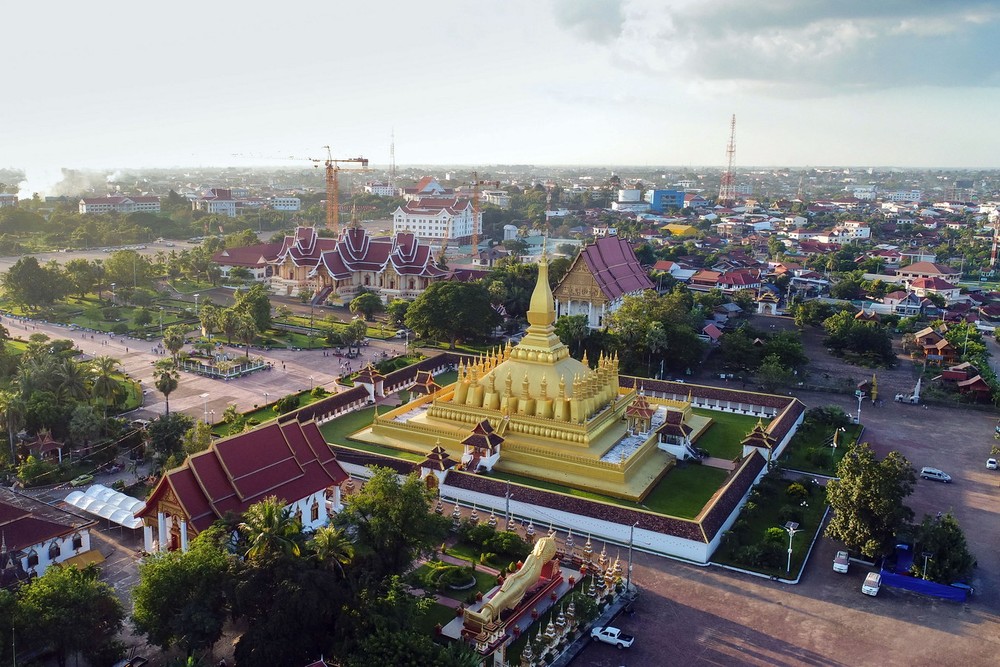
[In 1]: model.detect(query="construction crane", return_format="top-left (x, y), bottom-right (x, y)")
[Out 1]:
top-left (467, 172), bottom-right (499, 255)
top-left (307, 146), bottom-right (369, 234)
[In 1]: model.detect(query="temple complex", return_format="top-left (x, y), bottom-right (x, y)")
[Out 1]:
top-left (356, 248), bottom-right (709, 500)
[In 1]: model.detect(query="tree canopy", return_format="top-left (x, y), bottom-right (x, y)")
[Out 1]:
top-left (405, 281), bottom-right (499, 349)
top-left (825, 442), bottom-right (916, 558)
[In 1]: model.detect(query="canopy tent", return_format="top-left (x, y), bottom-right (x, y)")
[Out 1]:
top-left (64, 484), bottom-right (146, 530)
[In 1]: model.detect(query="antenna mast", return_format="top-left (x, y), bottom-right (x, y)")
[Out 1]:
top-left (718, 114), bottom-right (737, 207)
top-left (389, 129), bottom-right (396, 191)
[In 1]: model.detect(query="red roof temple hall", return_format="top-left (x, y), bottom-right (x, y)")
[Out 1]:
top-left (137, 419), bottom-right (347, 553)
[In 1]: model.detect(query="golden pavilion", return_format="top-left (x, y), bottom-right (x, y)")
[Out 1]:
top-left (355, 250), bottom-right (709, 500)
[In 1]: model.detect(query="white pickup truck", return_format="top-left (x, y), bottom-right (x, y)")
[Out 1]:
top-left (590, 626), bottom-right (635, 649)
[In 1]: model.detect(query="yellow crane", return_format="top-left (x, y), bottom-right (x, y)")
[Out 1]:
top-left (468, 172), bottom-right (499, 255)
top-left (308, 146), bottom-right (369, 234)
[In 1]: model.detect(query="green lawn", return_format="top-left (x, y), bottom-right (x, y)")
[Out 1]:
top-left (435, 370), bottom-right (458, 386)
top-left (445, 543), bottom-right (509, 571)
top-left (319, 406), bottom-right (377, 445)
top-left (411, 601), bottom-right (459, 636)
top-left (779, 423), bottom-right (862, 475)
top-left (692, 408), bottom-right (765, 460)
top-left (641, 464), bottom-right (729, 518)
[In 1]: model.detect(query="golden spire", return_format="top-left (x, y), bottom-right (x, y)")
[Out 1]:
top-left (526, 241), bottom-right (555, 328)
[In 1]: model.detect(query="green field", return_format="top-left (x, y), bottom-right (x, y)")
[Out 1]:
top-left (692, 408), bottom-right (766, 460)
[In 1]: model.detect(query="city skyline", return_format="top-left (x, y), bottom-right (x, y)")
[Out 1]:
top-left (4, 0), bottom-right (998, 196)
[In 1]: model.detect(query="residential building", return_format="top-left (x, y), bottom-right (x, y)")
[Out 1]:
top-left (0, 194), bottom-right (17, 208)
top-left (482, 189), bottom-right (511, 209)
top-left (392, 198), bottom-right (479, 246)
top-left (895, 261), bottom-right (961, 285)
top-left (364, 181), bottom-right (396, 197)
top-left (400, 177), bottom-right (452, 201)
top-left (79, 195), bottom-right (161, 214)
top-left (553, 236), bottom-right (654, 328)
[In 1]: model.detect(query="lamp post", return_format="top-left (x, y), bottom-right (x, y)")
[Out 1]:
top-left (263, 391), bottom-right (269, 406)
top-left (159, 306), bottom-right (164, 336)
top-left (626, 521), bottom-right (638, 595)
top-left (856, 391), bottom-right (865, 424)
top-left (210, 409), bottom-right (215, 425)
top-left (194, 293), bottom-right (200, 313)
top-left (922, 551), bottom-right (933, 580)
top-left (200, 392), bottom-right (209, 422)
top-left (782, 521), bottom-right (800, 574)
top-left (111, 282), bottom-right (116, 305)
top-left (309, 375), bottom-right (314, 390)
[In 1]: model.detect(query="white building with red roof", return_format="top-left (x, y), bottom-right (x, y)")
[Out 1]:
top-left (392, 197), bottom-right (479, 246)
top-left (399, 176), bottom-right (452, 201)
top-left (193, 188), bottom-right (237, 217)
top-left (79, 195), bottom-right (161, 214)
top-left (268, 225), bottom-right (447, 303)
top-left (553, 236), bottom-right (654, 328)
top-left (136, 419), bottom-right (348, 553)
top-left (895, 261), bottom-right (961, 285)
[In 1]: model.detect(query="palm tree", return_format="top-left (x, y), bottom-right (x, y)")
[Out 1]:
top-left (162, 325), bottom-right (187, 362)
top-left (89, 356), bottom-right (122, 417)
top-left (0, 390), bottom-right (25, 461)
top-left (54, 358), bottom-right (90, 402)
top-left (238, 496), bottom-right (303, 560)
top-left (234, 312), bottom-right (258, 358)
top-left (308, 525), bottom-right (354, 577)
top-left (153, 360), bottom-right (179, 415)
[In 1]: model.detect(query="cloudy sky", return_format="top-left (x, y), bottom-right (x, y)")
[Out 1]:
top-left (3, 0), bottom-right (998, 193)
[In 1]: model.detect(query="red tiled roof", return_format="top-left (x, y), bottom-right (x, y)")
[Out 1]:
top-left (138, 420), bottom-right (347, 533)
top-left (898, 261), bottom-right (959, 275)
top-left (212, 242), bottom-right (282, 267)
top-left (911, 277), bottom-right (958, 290)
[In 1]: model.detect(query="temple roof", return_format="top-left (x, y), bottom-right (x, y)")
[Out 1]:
top-left (138, 420), bottom-right (347, 532)
top-left (625, 392), bottom-right (654, 420)
top-left (573, 236), bottom-right (654, 301)
top-left (740, 420), bottom-right (776, 450)
top-left (461, 419), bottom-right (505, 451)
top-left (420, 444), bottom-right (458, 471)
top-left (410, 370), bottom-right (440, 395)
top-left (355, 364), bottom-right (386, 385)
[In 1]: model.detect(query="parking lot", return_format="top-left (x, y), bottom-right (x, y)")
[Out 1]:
top-left (575, 387), bottom-right (1000, 666)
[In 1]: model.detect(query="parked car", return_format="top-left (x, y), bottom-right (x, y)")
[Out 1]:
top-left (987, 458), bottom-right (998, 470)
top-left (861, 572), bottom-right (882, 596)
top-left (920, 467), bottom-right (952, 483)
top-left (590, 626), bottom-right (634, 649)
top-left (70, 474), bottom-right (94, 487)
top-left (833, 550), bottom-right (850, 574)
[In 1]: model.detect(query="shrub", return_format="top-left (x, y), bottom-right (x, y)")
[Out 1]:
top-left (310, 386), bottom-right (329, 398)
top-left (111, 323), bottom-right (129, 335)
top-left (273, 394), bottom-right (300, 414)
top-left (785, 482), bottom-right (809, 501)
top-left (763, 527), bottom-right (787, 544)
top-left (735, 544), bottom-right (763, 566)
top-left (776, 505), bottom-right (804, 526)
top-left (759, 541), bottom-right (786, 569)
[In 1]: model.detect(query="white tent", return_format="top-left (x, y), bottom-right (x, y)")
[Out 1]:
top-left (64, 484), bottom-right (146, 530)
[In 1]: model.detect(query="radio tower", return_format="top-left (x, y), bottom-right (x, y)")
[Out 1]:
top-left (718, 114), bottom-right (737, 207)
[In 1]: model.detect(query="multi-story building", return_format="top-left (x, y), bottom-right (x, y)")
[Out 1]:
top-left (268, 196), bottom-right (301, 211)
top-left (193, 188), bottom-right (237, 217)
top-left (392, 197), bottom-right (479, 246)
top-left (0, 194), bottom-right (17, 208)
top-left (78, 195), bottom-right (161, 214)
top-left (645, 189), bottom-right (685, 213)
top-left (364, 181), bottom-right (397, 197)
top-left (481, 189), bottom-right (510, 209)
top-left (884, 190), bottom-right (923, 203)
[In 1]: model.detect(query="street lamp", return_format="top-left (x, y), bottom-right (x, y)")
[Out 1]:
top-left (782, 521), bottom-right (800, 574)
top-left (922, 551), bottom-right (933, 580)
top-left (263, 391), bottom-right (269, 405)
top-left (309, 375), bottom-right (314, 390)
top-left (210, 409), bottom-right (215, 424)
top-left (856, 391), bottom-right (866, 424)
top-left (159, 306), bottom-right (164, 336)
top-left (200, 392), bottom-right (209, 422)
top-left (194, 293), bottom-right (200, 313)
top-left (111, 282), bottom-right (116, 305)
top-left (626, 521), bottom-right (638, 596)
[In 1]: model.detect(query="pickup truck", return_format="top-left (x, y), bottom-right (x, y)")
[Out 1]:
top-left (590, 626), bottom-right (635, 649)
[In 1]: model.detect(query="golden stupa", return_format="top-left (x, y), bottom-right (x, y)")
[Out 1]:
top-left (356, 248), bottom-right (685, 500)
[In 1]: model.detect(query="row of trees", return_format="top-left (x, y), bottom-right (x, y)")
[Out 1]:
top-left (132, 467), bottom-right (479, 666)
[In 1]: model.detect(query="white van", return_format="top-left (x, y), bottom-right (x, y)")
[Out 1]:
top-left (833, 550), bottom-right (850, 574)
top-left (862, 572), bottom-right (881, 596)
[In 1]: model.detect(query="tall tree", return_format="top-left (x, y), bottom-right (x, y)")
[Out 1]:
top-left (233, 283), bottom-right (272, 332)
top-left (350, 292), bottom-right (384, 321)
top-left (911, 513), bottom-right (976, 584)
top-left (335, 466), bottom-right (449, 582)
top-left (132, 527), bottom-right (232, 657)
top-left (825, 442), bottom-right (916, 558)
top-left (15, 564), bottom-right (124, 667)
top-left (154, 360), bottom-right (180, 415)
top-left (89, 355), bottom-right (122, 417)
top-left (162, 325), bottom-right (187, 361)
top-left (238, 496), bottom-right (304, 561)
top-left (405, 281), bottom-right (499, 349)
